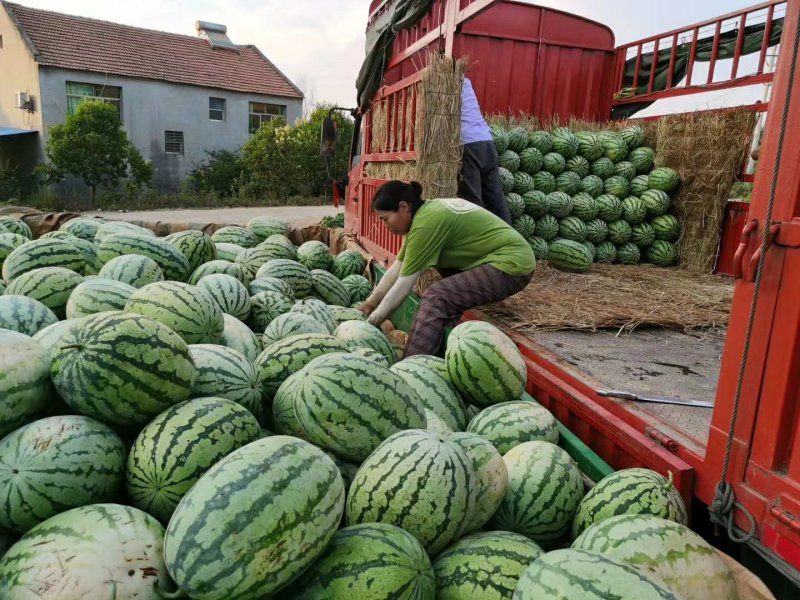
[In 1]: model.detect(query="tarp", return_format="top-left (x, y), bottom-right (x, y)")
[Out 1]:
top-left (356, 0), bottom-right (436, 110)
top-left (613, 18), bottom-right (784, 119)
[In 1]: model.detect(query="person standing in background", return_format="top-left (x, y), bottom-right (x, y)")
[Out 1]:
top-left (458, 77), bottom-right (511, 224)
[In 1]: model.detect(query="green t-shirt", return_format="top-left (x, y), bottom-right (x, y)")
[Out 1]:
top-left (397, 198), bottom-right (536, 277)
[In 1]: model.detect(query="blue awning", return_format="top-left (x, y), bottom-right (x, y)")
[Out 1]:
top-left (0, 128), bottom-right (37, 137)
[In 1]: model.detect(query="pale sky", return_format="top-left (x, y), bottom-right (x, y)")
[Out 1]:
top-left (13, 0), bottom-right (779, 114)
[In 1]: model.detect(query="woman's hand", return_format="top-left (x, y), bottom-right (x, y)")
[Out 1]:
top-left (358, 302), bottom-right (375, 318)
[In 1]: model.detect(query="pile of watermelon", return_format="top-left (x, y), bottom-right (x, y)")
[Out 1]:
top-left (492, 123), bottom-right (681, 273)
top-left (0, 213), bottom-right (739, 599)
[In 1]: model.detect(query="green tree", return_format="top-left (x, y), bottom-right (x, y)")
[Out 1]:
top-left (44, 100), bottom-right (153, 203)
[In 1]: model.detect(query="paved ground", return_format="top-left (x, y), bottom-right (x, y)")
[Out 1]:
top-left (85, 205), bottom-right (340, 228)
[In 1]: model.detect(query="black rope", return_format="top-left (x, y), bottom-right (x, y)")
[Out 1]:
top-left (709, 2), bottom-right (800, 544)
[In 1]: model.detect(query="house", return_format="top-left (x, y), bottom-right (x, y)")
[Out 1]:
top-left (0, 2), bottom-right (304, 192)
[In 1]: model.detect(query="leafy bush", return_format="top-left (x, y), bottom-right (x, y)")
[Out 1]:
top-left (185, 149), bottom-right (245, 196)
top-left (320, 212), bottom-right (345, 228)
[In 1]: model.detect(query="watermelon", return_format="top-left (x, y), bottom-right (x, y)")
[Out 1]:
top-left (513, 171), bottom-right (536, 195)
top-left (51, 312), bottom-right (196, 427)
top-left (270, 371), bottom-right (310, 439)
top-left (446, 320), bottom-right (526, 407)
top-left (334, 320), bottom-right (395, 365)
top-left (521, 191), bottom-right (548, 219)
top-left (164, 230), bottom-right (216, 273)
top-left (542, 152), bottom-right (566, 175)
top-left (0, 216), bottom-right (32, 239)
top-left (649, 167), bottom-right (680, 191)
top-left (99, 254), bottom-right (164, 288)
top-left (297, 241), bottom-right (334, 271)
top-left (350, 347), bottom-right (390, 369)
top-left (519, 147), bottom-right (544, 175)
top-left (234, 246), bottom-right (277, 279)
top-left (467, 400), bottom-right (558, 454)
top-left (221, 313), bottom-right (262, 362)
top-left (603, 175), bottom-right (630, 199)
top-left (491, 441), bottom-right (583, 544)
top-left (292, 353), bottom-right (427, 462)
top-left (2, 238), bottom-right (85, 281)
top-left (247, 216), bottom-right (289, 241)
top-left (595, 194), bottom-right (623, 222)
top-left (263, 312), bottom-right (328, 347)
top-left (0, 504), bottom-right (170, 599)
top-left (621, 196), bottom-right (647, 225)
top-left (65, 277), bottom-right (136, 318)
top-left (282, 523), bottom-right (435, 600)
top-left (527, 236), bottom-right (549, 260)
top-left (392, 359), bottom-right (469, 431)
top-left (259, 234), bottom-right (298, 261)
top-left (0, 233), bottom-right (26, 269)
top-left (558, 216), bottom-right (588, 242)
top-left (402, 353), bottom-right (449, 377)
top-left (630, 146), bottom-right (656, 173)
top-left (595, 241), bottom-right (617, 263)
top-left (332, 249), bottom-right (367, 279)
top-left (547, 239), bottom-right (593, 273)
top-left (249, 275), bottom-right (295, 297)
top-left (513, 215), bottom-right (537, 239)
top-left (573, 514), bottom-right (737, 600)
top-left (575, 131), bottom-right (604, 161)
top-left (32, 318), bottom-right (83, 360)
top-left (196, 273), bottom-right (251, 321)
top-left (490, 125), bottom-right (510, 154)
top-left (346, 429), bottom-right (477, 555)
top-left (424, 408), bottom-right (453, 434)
top-left (590, 157), bottom-right (615, 179)
top-left (189, 259), bottom-right (249, 285)
top-left (551, 128), bottom-right (579, 158)
top-left (555, 171), bottom-right (582, 195)
top-left (341, 274), bottom-right (372, 303)
top-left (127, 397), bottom-right (261, 524)
top-left (5, 266), bottom-right (83, 319)
top-left (641, 189), bottom-right (671, 217)
top-left (630, 174), bottom-right (651, 195)
top-left (580, 174), bottom-right (605, 198)
top-left (94, 221), bottom-right (154, 243)
top-left (292, 297), bottom-right (338, 333)
top-left (189, 344), bottom-right (263, 418)
top-left (507, 127), bottom-right (529, 153)
top-left (0, 415), bottom-right (125, 533)
top-left (647, 240), bottom-right (678, 267)
top-left (0, 330), bottom-right (53, 439)
top-left (164, 436), bottom-right (345, 599)
top-left (527, 130), bottom-right (552, 154)
top-left (616, 242), bottom-right (642, 265)
top-left (572, 468), bottom-right (687, 538)
top-left (535, 214), bottom-right (560, 241)
top-left (434, 531), bottom-right (543, 600)
top-left (211, 225), bottom-right (259, 248)
top-left (499, 167), bottom-right (515, 194)
top-left (651, 214), bottom-right (681, 241)
top-left (68, 237), bottom-right (103, 275)
top-left (514, 548), bottom-right (681, 599)
top-left (603, 133), bottom-right (629, 162)
top-left (631, 222), bottom-right (657, 248)
top-left (499, 149), bottom-right (521, 172)
top-left (532, 170), bottom-right (556, 194)
top-left (311, 268), bottom-right (351, 306)
top-left (0, 295), bottom-right (58, 336)
top-left (607, 219), bottom-right (633, 245)
top-left (614, 160), bottom-right (637, 181)
top-left (255, 332), bottom-right (348, 398)
top-left (584, 241), bottom-right (597, 260)
top-left (97, 232), bottom-right (190, 281)
top-left (40, 230), bottom-right (78, 242)
top-left (546, 191), bottom-right (573, 218)
top-left (506, 193), bottom-right (525, 219)
top-left (620, 125), bottom-right (645, 149)
top-left (257, 259), bottom-right (313, 298)
top-left (571, 192), bottom-right (598, 221)
top-left (248, 290), bottom-right (294, 332)
top-left (126, 281), bottom-right (224, 344)
top-left (60, 217), bottom-right (104, 241)
top-left (214, 242), bottom-right (246, 261)
top-left (566, 155), bottom-right (591, 178)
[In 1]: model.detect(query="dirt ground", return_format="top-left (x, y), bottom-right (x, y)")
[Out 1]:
top-left (84, 205), bottom-right (339, 228)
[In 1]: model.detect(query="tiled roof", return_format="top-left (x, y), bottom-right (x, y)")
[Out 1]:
top-left (4, 2), bottom-right (303, 98)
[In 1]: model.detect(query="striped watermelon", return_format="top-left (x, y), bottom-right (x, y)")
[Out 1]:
top-left (189, 345), bottom-right (263, 419)
top-left (5, 266), bottom-right (84, 318)
top-left (0, 504), bottom-right (170, 599)
top-left (0, 330), bottom-right (53, 439)
top-left (651, 214), bottom-right (681, 241)
top-left (40, 230), bottom-right (80, 242)
top-left (0, 415), bottom-right (125, 533)
top-left (392, 359), bottom-right (469, 431)
top-left (573, 514), bottom-right (737, 600)
top-left (532, 170), bottom-right (556, 194)
top-left (543, 152), bottom-right (566, 175)
top-left (164, 436), bottom-right (344, 598)
top-left (97, 232), bottom-right (191, 281)
top-left (617, 242), bottom-right (641, 264)
top-left (297, 240), bottom-right (334, 271)
top-left (2, 239), bottom-right (85, 281)
top-left (566, 155), bottom-right (591, 178)
top-left (620, 125), bottom-right (645, 149)
top-left (585, 219), bottom-right (608, 244)
top-left (522, 190), bottom-right (548, 218)
top-left (51, 312), bottom-right (196, 427)
top-left (507, 127), bottom-right (529, 153)
top-left (311, 268), bottom-right (351, 306)
top-left (551, 128), bottom-right (579, 158)
top-left (621, 196), bottom-right (647, 225)
top-left (614, 160), bottom-right (637, 181)
top-left (558, 216), bottom-right (588, 242)
top-left (271, 371), bottom-right (310, 439)
top-left (292, 353), bottom-right (427, 462)
top-left (631, 222), bottom-right (656, 248)
top-left (65, 277), bottom-right (136, 318)
top-left (603, 175), bottom-right (630, 199)
top-left (499, 149), bottom-right (521, 172)
top-left (595, 241), bottom-right (618, 263)
top-left (527, 236), bottom-right (549, 261)
top-left (603, 133), bottom-right (629, 163)
top-left (512, 215), bottom-right (536, 239)
top-left (434, 531), bottom-right (543, 600)
top-left (259, 234), bottom-right (298, 261)
top-left (590, 157), bottom-right (614, 179)
top-left (164, 230), bottom-right (216, 273)
top-left (572, 468), bottom-right (687, 538)
top-left (546, 191), bottom-right (573, 218)
top-left (247, 216), bottom-right (289, 241)
top-left (607, 219), bottom-right (633, 245)
top-left (424, 408), bottom-right (453, 434)
top-left (548, 239), bottom-right (593, 273)
top-left (341, 274), bottom-right (372, 303)
top-left (32, 318), bottom-right (83, 360)
top-left (519, 147), bottom-right (544, 174)
top-left (0, 216), bottom-right (32, 239)
top-left (506, 193), bottom-right (525, 219)
top-left (0, 233), bottom-right (27, 270)
top-left (234, 246), bottom-right (277, 279)
top-left (571, 192), bottom-right (598, 222)
top-left (513, 171), bottom-right (536, 195)
top-left (584, 240), bottom-right (597, 261)
top-left (255, 332), bottom-right (348, 398)
top-left (646, 240), bottom-right (678, 267)
top-left (248, 290), bottom-right (294, 332)
top-left (350, 346), bottom-right (390, 368)
top-left (99, 253), bottom-right (164, 288)
top-left (60, 217), bottom-right (105, 241)
top-left (94, 221), bottom-right (155, 243)
top-left (576, 131), bottom-right (605, 161)
top-left (630, 146), bottom-right (656, 173)
top-left (249, 275), bottom-right (295, 297)
top-left (263, 312), bottom-right (328, 347)
top-left (329, 305), bottom-right (367, 325)
top-left (211, 225), bottom-right (259, 248)
top-left (527, 130), bottom-right (552, 154)
top-left (595, 194), bottom-right (623, 222)
top-left (580, 175), bottom-right (605, 198)
top-left (221, 313), bottom-right (262, 362)
top-left (292, 297), bottom-right (337, 333)
top-left (467, 400), bottom-right (559, 454)
top-left (283, 522), bottom-right (435, 599)
top-left (555, 171), bottom-right (582, 195)
top-left (257, 259), bottom-right (313, 298)
top-left (445, 320), bottom-right (526, 407)
top-left (630, 174), bottom-right (651, 195)
top-left (125, 281), bottom-right (224, 344)
top-left (0, 295), bottom-right (58, 336)
top-left (448, 432), bottom-right (508, 534)
top-left (491, 125), bottom-right (510, 153)
top-left (491, 441), bottom-right (583, 545)
top-left (514, 548), bottom-right (681, 599)
top-left (401, 353), bottom-right (449, 377)
top-left (346, 429), bottom-right (477, 555)
top-left (127, 396), bottom-right (261, 523)
top-left (641, 189), bottom-right (671, 217)
top-left (69, 236), bottom-right (103, 275)
top-left (334, 320), bottom-right (395, 365)
top-left (189, 259), bottom-right (249, 285)
top-left (215, 242), bottom-right (246, 261)
top-left (649, 167), bottom-right (680, 191)
top-left (196, 273), bottom-right (251, 321)
top-left (332, 249), bottom-right (367, 279)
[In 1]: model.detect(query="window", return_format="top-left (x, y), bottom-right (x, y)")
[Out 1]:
top-left (165, 131), bottom-right (184, 155)
top-left (66, 82), bottom-right (122, 117)
top-left (248, 102), bottom-right (286, 133)
top-left (209, 97), bottom-right (226, 121)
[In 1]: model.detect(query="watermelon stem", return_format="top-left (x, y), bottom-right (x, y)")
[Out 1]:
top-left (60, 344), bottom-right (83, 350)
top-left (154, 581), bottom-right (187, 599)
top-left (665, 470), bottom-right (674, 491)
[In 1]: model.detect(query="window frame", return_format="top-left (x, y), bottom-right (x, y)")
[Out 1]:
top-left (248, 102), bottom-right (286, 134)
top-left (209, 97), bottom-right (226, 121)
top-left (66, 81), bottom-right (123, 119)
top-left (164, 130), bottom-right (185, 156)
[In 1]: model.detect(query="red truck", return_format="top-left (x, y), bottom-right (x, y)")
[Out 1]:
top-left (339, 0), bottom-right (800, 594)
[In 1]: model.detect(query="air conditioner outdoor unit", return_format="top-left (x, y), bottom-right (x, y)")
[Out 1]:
top-left (15, 92), bottom-right (29, 109)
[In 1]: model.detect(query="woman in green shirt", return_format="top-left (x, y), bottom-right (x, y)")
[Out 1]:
top-left (360, 180), bottom-right (535, 356)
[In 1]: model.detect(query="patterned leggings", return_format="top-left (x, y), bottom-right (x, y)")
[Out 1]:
top-left (404, 264), bottom-right (533, 357)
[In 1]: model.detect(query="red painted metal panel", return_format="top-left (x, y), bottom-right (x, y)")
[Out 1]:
top-left (716, 202), bottom-right (752, 276)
